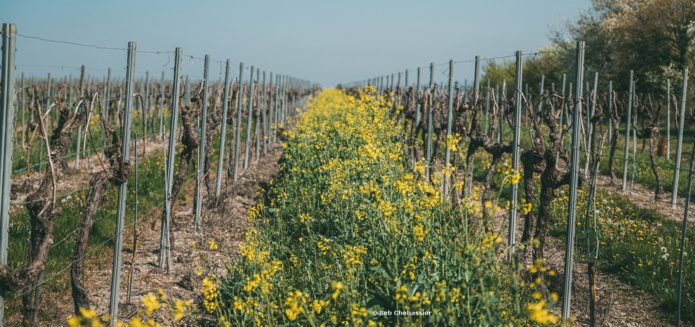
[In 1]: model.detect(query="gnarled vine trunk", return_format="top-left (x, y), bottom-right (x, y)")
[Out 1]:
top-left (162, 96), bottom-right (201, 253)
top-left (71, 121), bottom-right (131, 314)
top-left (0, 102), bottom-right (85, 326)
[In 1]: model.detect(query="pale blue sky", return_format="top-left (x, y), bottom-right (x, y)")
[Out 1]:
top-left (2, 0), bottom-right (591, 87)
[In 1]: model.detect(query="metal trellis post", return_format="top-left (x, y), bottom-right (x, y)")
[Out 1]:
top-left (269, 73), bottom-right (275, 146)
top-left (425, 63), bottom-right (434, 181)
top-left (667, 79), bottom-right (671, 160)
top-left (261, 71), bottom-right (268, 154)
top-left (508, 51), bottom-right (523, 260)
top-left (20, 72), bottom-right (24, 149)
top-left (415, 67), bottom-right (422, 160)
top-left (159, 71), bottom-right (165, 140)
top-left (676, 143), bottom-right (695, 326)
top-left (443, 60), bottom-right (454, 198)
top-left (485, 79), bottom-right (490, 137)
top-left (608, 81), bottom-right (613, 148)
top-left (468, 55), bottom-right (480, 196)
top-left (142, 71), bottom-right (149, 139)
top-left (243, 65), bottom-right (255, 170)
top-left (672, 68), bottom-right (688, 207)
top-left (0, 22), bottom-right (17, 323)
top-left (562, 41), bottom-right (585, 324)
top-left (159, 47), bottom-right (182, 273)
top-left (556, 74), bottom-right (567, 165)
top-left (233, 63), bottom-right (245, 181)
top-left (254, 69), bottom-right (261, 162)
top-left (195, 55), bottom-right (210, 232)
top-left (109, 41), bottom-right (137, 325)
top-left (622, 71), bottom-right (634, 190)
top-left (585, 72), bottom-right (598, 175)
top-left (215, 59), bottom-right (231, 198)
top-left (127, 136), bottom-right (139, 303)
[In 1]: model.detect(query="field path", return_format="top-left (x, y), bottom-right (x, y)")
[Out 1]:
top-left (78, 143), bottom-right (284, 325)
top-left (11, 134), bottom-right (283, 325)
top-left (595, 174), bottom-right (695, 224)
top-left (487, 185), bottom-right (679, 326)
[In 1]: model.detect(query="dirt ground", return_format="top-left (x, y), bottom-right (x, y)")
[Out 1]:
top-left (595, 174), bottom-right (695, 224)
top-left (488, 201), bottom-right (675, 327)
top-left (83, 144), bottom-right (282, 326)
top-left (9, 139), bottom-right (283, 326)
top-left (487, 173), bottom-right (693, 327)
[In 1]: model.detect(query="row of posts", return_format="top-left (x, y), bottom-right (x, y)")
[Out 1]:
top-left (353, 41), bottom-right (690, 325)
top-left (0, 23), bottom-right (313, 326)
top-left (364, 65), bottom-right (690, 205)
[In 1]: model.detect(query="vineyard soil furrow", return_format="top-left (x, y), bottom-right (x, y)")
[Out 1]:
top-left (595, 175), bottom-right (695, 224)
top-left (24, 144), bottom-right (284, 325)
top-left (484, 180), bottom-right (680, 326)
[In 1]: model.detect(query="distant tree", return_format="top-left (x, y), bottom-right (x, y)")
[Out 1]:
top-left (552, 0), bottom-right (695, 93)
top-left (480, 47), bottom-right (566, 97)
top-left (598, 0), bottom-right (694, 69)
top-left (480, 60), bottom-right (515, 94)
top-left (523, 45), bottom-right (566, 94)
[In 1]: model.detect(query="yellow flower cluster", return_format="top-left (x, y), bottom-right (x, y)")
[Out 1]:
top-left (481, 232), bottom-right (503, 248)
top-left (284, 290), bottom-right (309, 321)
top-left (527, 300), bottom-right (558, 324)
top-left (415, 158), bottom-right (428, 175)
top-left (377, 200), bottom-right (393, 217)
top-left (173, 300), bottom-right (191, 321)
top-left (298, 213), bottom-right (311, 224)
top-left (142, 292), bottom-right (161, 315)
top-left (317, 238), bottom-right (331, 255)
top-left (361, 142), bottom-right (380, 160)
top-left (208, 239), bottom-right (218, 250)
top-left (508, 169), bottom-right (522, 185)
top-left (247, 202), bottom-right (263, 222)
top-left (446, 133), bottom-right (461, 152)
top-left (67, 308), bottom-right (109, 327)
top-left (202, 276), bottom-right (220, 312)
top-left (350, 303), bottom-right (369, 325)
top-left (413, 224), bottom-right (429, 242)
top-left (331, 281), bottom-right (343, 300)
top-left (342, 244), bottom-right (368, 268)
top-left (395, 285), bottom-right (408, 303)
top-left (213, 87), bottom-right (554, 326)
top-left (311, 299), bottom-right (329, 314)
top-left (68, 290), bottom-right (191, 326)
top-left (521, 198), bottom-right (533, 215)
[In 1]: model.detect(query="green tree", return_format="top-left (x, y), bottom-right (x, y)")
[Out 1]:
top-left (480, 47), bottom-right (567, 99)
top-left (553, 0), bottom-right (695, 94)
top-left (480, 59), bottom-right (515, 97)
top-left (523, 46), bottom-right (566, 95)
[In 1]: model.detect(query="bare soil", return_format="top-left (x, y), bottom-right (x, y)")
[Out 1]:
top-left (91, 145), bottom-right (281, 325)
top-left (488, 175), bottom-right (686, 327)
top-left (17, 142), bottom-right (283, 326)
top-left (595, 174), bottom-right (695, 224)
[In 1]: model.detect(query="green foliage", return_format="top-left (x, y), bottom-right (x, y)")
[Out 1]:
top-left (552, 0), bottom-right (695, 94)
top-left (549, 188), bottom-right (695, 324)
top-left (215, 89), bottom-right (556, 326)
top-left (480, 60), bottom-right (515, 92)
top-left (523, 48), bottom-right (565, 94)
top-left (480, 48), bottom-right (567, 96)
top-left (6, 148), bottom-right (169, 316)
